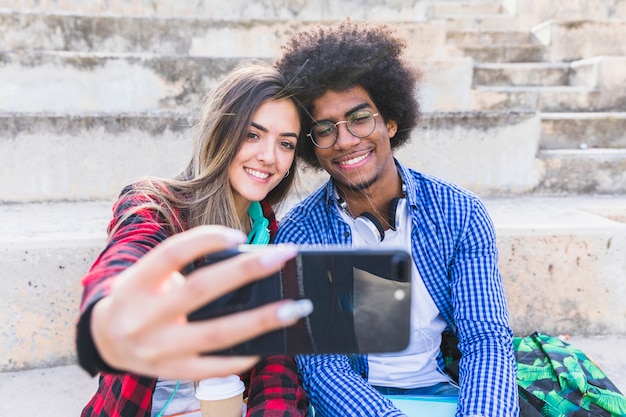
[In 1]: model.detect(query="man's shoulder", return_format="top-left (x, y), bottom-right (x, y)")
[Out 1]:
top-left (283, 183), bottom-right (330, 217)
top-left (275, 184), bottom-right (334, 242)
top-left (406, 168), bottom-right (480, 205)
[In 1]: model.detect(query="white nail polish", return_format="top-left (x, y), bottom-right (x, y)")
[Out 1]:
top-left (277, 299), bottom-right (314, 322)
top-left (259, 244), bottom-right (297, 267)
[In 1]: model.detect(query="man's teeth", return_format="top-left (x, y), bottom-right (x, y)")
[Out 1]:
top-left (245, 168), bottom-right (270, 179)
top-left (339, 153), bottom-right (369, 166)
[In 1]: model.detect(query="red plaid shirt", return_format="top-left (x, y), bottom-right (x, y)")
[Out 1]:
top-left (76, 183), bottom-right (307, 417)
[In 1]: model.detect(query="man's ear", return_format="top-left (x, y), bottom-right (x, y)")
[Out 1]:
top-left (386, 120), bottom-right (398, 138)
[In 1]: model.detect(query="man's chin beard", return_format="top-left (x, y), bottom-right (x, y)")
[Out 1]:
top-left (334, 173), bottom-right (378, 192)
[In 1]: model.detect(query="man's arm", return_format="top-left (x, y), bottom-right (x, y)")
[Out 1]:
top-left (451, 198), bottom-right (519, 417)
top-left (296, 354), bottom-right (405, 417)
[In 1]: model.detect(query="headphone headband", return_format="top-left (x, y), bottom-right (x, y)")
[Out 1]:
top-left (334, 181), bottom-right (407, 243)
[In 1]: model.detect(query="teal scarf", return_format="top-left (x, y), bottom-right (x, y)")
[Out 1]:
top-left (246, 201), bottom-right (270, 245)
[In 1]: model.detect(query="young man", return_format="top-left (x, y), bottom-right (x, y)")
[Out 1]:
top-left (273, 19), bottom-right (519, 417)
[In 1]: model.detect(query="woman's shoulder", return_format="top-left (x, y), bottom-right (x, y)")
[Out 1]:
top-left (260, 200), bottom-right (278, 238)
top-left (108, 178), bottom-right (183, 233)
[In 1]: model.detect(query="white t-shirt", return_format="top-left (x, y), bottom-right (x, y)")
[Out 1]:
top-left (338, 201), bottom-right (451, 388)
top-left (151, 379), bottom-right (200, 417)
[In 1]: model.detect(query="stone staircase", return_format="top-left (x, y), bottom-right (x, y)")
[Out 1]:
top-left (1, 0), bottom-right (625, 399)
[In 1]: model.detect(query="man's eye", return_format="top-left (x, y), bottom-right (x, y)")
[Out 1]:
top-left (314, 124), bottom-right (334, 137)
top-left (350, 112), bottom-right (371, 125)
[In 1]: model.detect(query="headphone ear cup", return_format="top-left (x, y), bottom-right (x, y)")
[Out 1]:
top-left (388, 197), bottom-right (406, 231)
top-left (354, 212), bottom-right (385, 243)
top-left (388, 197), bottom-right (400, 231)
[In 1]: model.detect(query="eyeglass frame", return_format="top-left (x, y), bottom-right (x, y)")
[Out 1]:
top-left (307, 110), bottom-right (380, 149)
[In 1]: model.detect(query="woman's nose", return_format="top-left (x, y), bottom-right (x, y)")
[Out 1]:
top-left (256, 142), bottom-right (276, 163)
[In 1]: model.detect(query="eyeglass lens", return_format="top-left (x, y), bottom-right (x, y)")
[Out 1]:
top-left (310, 110), bottom-right (378, 148)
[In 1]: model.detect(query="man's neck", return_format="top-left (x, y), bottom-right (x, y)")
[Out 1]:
top-left (334, 173), bottom-right (403, 227)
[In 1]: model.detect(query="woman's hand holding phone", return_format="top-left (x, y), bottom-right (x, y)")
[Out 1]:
top-left (90, 225), bottom-right (311, 380)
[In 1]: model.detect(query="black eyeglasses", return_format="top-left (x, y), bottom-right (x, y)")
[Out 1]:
top-left (308, 110), bottom-right (379, 148)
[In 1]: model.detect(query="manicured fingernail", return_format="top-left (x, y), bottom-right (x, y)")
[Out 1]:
top-left (224, 229), bottom-right (247, 244)
top-left (259, 244), bottom-right (297, 267)
top-left (277, 299), bottom-right (314, 323)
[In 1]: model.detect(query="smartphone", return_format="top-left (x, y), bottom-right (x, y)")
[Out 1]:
top-left (183, 245), bottom-right (412, 356)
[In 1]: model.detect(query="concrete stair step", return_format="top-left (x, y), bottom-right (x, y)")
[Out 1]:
top-left (449, 43), bottom-right (547, 63)
top-left (0, 110), bottom-right (540, 202)
top-left (474, 62), bottom-right (571, 87)
top-left (5, 332), bottom-right (626, 417)
top-left (471, 85), bottom-right (617, 112)
top-left (2, 195), bottom-right (625, 374)
top-left (0, 11), bottom-right (301, 57)
top-left (0, 0), bottom-right (432, 20)
top-left (510, 0), bottom-right (626, 29)
top-left (442, 13), bottom-right (521, 31)
top-left (0, 13), bottom-right (447, 59)
top-left (0, 50), bottom-right (474, 114)
top-left (445, 29), bottom-right (535, 46)
top-left (0, 111), bottom-right (195, 202)
top-left (399, 110), bottom-right (542, 196)
top-left (533, 19), bottom-right (626, 62)
top-left (541, 112), bottom-right (626, 149)
top-left (429, 0), bottom-right (503, 17)
top-left (483, 194), bottom-right (626, 334)
top-left (535, 149), bottom-right (626, 194)
top-left (0, 200), bottom-right (110, 373)
top-left (0, 51), bottom-right (253, 112)
top-left (472, 57), bottom-right (626, 110)
top-left (6, 333), bottom-right (626, 417)
top-left (5, 110), bottom-right (624, 201)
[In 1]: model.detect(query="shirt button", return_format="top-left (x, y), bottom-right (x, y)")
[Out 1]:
top-left (344, 231), bottom-right (350, 238)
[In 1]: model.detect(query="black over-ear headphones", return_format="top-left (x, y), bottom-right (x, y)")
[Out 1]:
top-left (335, 183), bottom-right (407, 243)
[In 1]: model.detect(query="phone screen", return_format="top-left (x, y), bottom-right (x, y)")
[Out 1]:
top-left (185, 246), bottom-right (412, 356)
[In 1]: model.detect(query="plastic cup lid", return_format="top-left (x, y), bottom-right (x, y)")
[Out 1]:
top-left (195, 375), bottom-right (245, 401)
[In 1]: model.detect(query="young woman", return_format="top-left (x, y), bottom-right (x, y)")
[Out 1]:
top-left (76, 61), bottom-right (310, 417)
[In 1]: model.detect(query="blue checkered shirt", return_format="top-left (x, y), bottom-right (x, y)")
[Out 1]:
top-left (274, 160), bottom-right (519, 417)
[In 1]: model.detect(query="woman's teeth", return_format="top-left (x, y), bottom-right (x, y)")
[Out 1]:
top-left (245, 168), bottom-right (270, 179)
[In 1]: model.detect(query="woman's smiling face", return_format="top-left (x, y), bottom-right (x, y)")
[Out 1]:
top-left (228, 98), bottom-right (300, 213)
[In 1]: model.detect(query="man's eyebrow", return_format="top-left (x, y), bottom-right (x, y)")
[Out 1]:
top-left (251, 122), bottom-right (298, 139)
top-left (315, 103), bottom-right (371, 123)
top-left (344, 103), bottom-right (370, 118)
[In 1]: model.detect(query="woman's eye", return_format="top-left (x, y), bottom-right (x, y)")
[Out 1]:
top-left (279, 141), bottom-right (296, 150)
top-left (247, 131), bottom-right (260, 140)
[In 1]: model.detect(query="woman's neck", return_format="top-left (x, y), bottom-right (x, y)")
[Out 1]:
top-left (234, 198), bottom-right (252, 233)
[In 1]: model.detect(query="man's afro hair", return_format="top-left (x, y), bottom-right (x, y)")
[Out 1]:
top-left (275, 18), bottom-right (422, 169)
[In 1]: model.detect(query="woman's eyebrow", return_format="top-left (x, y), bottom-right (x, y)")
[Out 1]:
top-left (251, 122), bottom-right (298, 138)
top-left (251, 122), bottom-right (268, 132)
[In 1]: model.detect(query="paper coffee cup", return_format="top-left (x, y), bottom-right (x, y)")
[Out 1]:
top-left (195, 375), bottom-right (245, 417)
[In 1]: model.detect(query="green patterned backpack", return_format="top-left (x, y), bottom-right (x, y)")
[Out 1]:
top-left (514, 332), bottom-right (626, 417)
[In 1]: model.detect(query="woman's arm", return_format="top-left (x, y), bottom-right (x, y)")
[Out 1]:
top-left (76, 192), bottom-right (309, 380)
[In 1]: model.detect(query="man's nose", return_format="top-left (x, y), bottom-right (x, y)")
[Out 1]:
top-left (334, 122), bottom-right (360, 149)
